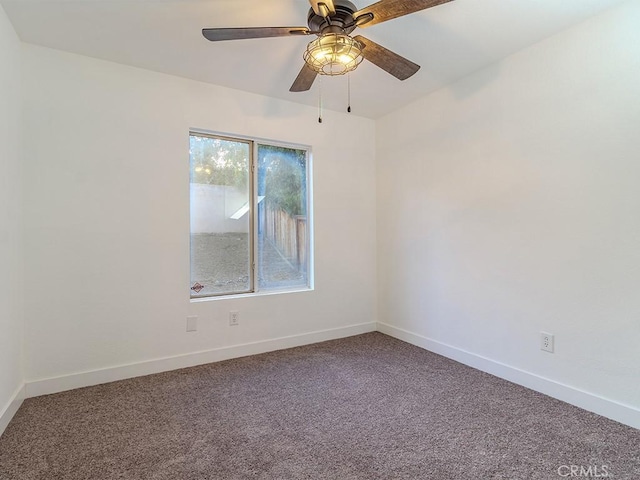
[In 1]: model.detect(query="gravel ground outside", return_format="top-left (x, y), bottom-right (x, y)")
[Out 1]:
top-left (190, 232), bottom-right (306, 297)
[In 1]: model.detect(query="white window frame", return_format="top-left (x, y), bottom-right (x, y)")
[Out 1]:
top-left (189, 129), bottom-right (314, 301)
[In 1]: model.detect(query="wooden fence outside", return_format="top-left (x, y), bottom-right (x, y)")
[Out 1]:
top-left (263, 204), bottom-right (307, 272)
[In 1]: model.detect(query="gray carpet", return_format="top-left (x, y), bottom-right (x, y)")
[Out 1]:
top-left (1, 333), bottom-right (638, 479)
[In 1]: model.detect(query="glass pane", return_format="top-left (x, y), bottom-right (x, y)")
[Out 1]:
top-left (257, 144), bottom-right (309, 291)
top-left (190, 135), bottom-right (251, 297)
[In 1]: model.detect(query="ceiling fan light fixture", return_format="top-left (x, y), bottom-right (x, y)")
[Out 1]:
top-left (303, 33), bottom-right (364, 76)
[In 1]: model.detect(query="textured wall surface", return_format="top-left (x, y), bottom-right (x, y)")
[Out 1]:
top-left (21, 45), bottom-right (377, 382)
top-left (377, 0), bottom-right (640, 413)
top-left (0, 4), bottom-right (23, 429)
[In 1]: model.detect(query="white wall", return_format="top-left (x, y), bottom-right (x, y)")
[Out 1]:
top-left (21, 45), bottom-right (377, 387)
top-left (377, 0), bottom-right (640, 424)
top-left (0, 4), bottom-right (24, 433)
top-left (190, 184), bottom-right (249, 234)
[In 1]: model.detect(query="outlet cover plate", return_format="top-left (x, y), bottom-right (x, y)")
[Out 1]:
top-left (541, 332), bottom-right (554, 353)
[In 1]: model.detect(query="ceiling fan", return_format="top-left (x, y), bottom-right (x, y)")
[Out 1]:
top-left (202, 0), bottom-right (454, 92)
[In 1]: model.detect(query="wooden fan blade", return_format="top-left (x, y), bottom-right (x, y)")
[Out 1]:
top-left (202, 27), bottom-right (310, 42)
top-left (354, 35), bottom-right (420, 80)
top-left (353, 0), bottom-right (454, 28)
top-left (309, 0), bottom-right (336, 17)
top-left (290, 64), bottom-right (318, 92)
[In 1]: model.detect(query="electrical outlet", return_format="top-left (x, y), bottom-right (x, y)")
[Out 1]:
top-left (540, 332), bottom-right (554, 353)
top-left (186, 316), bottom-right (197, 332)
top-left (229, 311), bottom-right (239, 327)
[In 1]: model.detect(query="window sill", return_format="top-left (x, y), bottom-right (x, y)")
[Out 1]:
top-left (190, 286), bottom-right (314, 303)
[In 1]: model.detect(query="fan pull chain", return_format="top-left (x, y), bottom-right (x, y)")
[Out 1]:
top-left (347, 73), bottom-right (352, 113)
top-left (318, 77), bottom-right (323, 123)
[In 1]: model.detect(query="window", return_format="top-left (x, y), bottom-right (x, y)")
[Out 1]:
top-left (189, 132), bottom-right (312, 298)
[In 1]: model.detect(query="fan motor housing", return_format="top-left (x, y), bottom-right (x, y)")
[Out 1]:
top-left (307, 0), bottom-right (358, 35)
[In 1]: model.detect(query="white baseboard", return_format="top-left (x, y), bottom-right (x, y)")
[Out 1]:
top-left (25, 322), bottom-right (377, 398)
top-left (0, 384), bottom-right (25, 437)
top-left (377, 322), bottom-right (640, 430)
top-left (21, 321), bottom-right (638, 431)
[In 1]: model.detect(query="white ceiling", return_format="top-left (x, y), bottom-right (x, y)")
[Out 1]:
top-left (1, 0), bottom-right (629, 118)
